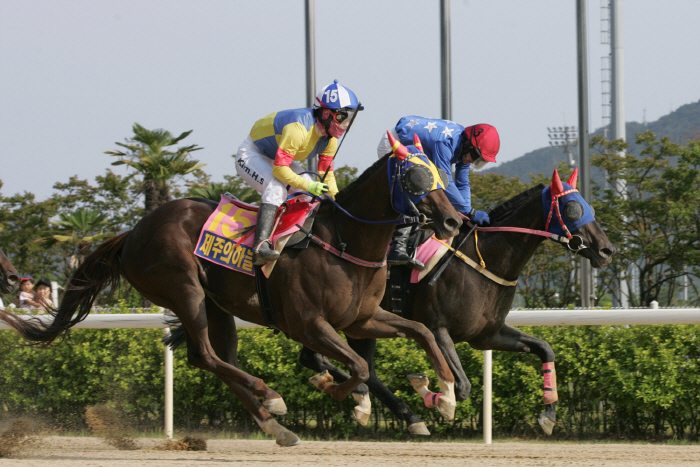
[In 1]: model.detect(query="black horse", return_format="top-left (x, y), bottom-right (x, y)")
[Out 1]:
top-left (299, 169), bottom-right (616, 435)
top-left (0, 248), bottom-right (20, 294)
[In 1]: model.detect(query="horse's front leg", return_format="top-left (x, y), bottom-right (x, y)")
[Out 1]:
top-left (433, 327), bottom-right (472, 401)
top-left (346, 336), bottom-right (430, 435)
top-left (291, 317), bottom-right (370, 403)
top-left (344, 308), bottom-right (457, 421)
top-left (469, 324), bottom-right (558, 435)
top-left (298, 346), bottom-right (372, 426)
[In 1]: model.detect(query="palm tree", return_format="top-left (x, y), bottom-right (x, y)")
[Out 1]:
top-left (188, 175), bottom-right (262, 204)
top-left (51, 209), bottom-right (115, 271)
top-left (106, 123), bottom-right (205, 214)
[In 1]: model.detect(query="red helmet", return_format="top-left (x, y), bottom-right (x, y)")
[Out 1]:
top-left (464, 124), bottom-right (500, 163)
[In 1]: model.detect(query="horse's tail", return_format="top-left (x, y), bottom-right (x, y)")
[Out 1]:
top-left (0, 232), bottom-right (129, 346)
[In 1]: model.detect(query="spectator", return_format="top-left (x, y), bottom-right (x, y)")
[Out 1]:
top-left (18, 274), bottom-right (42, 310)
top-left (34, 277), bottom-right (54, 312)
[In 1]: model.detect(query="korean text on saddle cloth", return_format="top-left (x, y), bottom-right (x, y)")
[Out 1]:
top-left (194, 195), bottom-right (316, 277)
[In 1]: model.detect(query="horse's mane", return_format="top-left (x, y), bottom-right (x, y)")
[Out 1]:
top-left (488, 184), bottom-right (545, 225)
top-left (335, 153), bottom-right (390, 204)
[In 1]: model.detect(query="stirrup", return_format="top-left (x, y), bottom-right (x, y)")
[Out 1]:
top-left (253, 241), bottom-right (280, 265)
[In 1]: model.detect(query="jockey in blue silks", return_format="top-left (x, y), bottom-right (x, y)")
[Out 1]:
top-left (235, 80), bottom-right (363, 265)
top-left (377, 116), bottom-right (500, 269)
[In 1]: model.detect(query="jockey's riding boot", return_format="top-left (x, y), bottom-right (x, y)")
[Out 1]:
top-left (387, 226), bottom-right (425, 270)
top-left (253, 203), bottom-right (280, 265)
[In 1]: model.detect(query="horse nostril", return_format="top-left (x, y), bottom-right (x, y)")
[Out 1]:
top-left (600, 248), bottom-right (614, 258)
top-left (445, 217), bottom-right (460, 230)
top-left (8, 274), bottom-right (20, 284)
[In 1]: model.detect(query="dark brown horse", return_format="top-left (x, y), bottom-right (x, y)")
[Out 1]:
top-left (0, 248), bottom-right (20, 294)
top-left (299, 170), bottom-right (616, 436)
top-left (0, 149), bottom-right (462, 446)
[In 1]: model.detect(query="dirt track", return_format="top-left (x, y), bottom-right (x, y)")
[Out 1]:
top-left (2, 436), bottom-right (700, 466)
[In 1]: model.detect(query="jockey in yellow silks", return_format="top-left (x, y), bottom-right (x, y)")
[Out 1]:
top-left (235, 80), bottom-right (363, 265)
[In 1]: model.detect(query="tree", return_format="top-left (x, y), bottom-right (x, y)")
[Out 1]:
top-left (592, 132), bottom-right (700, 306)
top-left (50, 208), bottom-right (115, 271)
top-left (106, 123), bottom-right (205, 214)
top-left (187, 174), bottom-right (261, 204)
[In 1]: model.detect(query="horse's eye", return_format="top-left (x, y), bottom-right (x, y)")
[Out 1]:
top-left (563, 201), bottom-right (584, 222)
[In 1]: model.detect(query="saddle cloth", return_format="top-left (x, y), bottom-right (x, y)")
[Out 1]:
top-left (194, 194), bottom-right (318, 277)
top-left (410, 235), bottom-right (453, 283)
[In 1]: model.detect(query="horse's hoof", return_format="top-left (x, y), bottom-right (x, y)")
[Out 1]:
top-left (538, 412), bottom-right (555, 435)
top-left (408, 422), bottom-right (430, 436)
top-left (437, 395), bottom-right (456, 420)
top-left (353, 407), bottom-right (371, 426)
top-left (407, 374), bottom-right (429, 389)
top-left (263, 397), bottom-right (287, 416)
top-left (255, 417), bottom-right (300, 447)
top-left (309, 370), bottom-right (334, 392)
top-left (351, 392), bottom-right (371, 426)
top-left (276, 430), bottom-right (301, 447)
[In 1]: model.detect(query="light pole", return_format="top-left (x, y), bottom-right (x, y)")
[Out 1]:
top-left (547, 126), bottom-right (578, 170)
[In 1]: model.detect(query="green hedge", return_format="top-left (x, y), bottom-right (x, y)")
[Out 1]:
top-left (1, 316), bottom-right (699, 441)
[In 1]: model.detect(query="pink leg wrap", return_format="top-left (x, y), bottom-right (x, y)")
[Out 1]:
top-left (423, 392), bottom-right (444, 408)
top-left (543, 362), bottom-right (558, 404)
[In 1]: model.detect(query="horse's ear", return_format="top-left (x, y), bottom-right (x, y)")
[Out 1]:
top-left (551, 169), bottom-right (564, 196)
top-left (413, 134), bottom-right (424, 153)
top-left (388, 131), bottom-right (407, 160)
top-left (567, 167), bottom-right (579, 189)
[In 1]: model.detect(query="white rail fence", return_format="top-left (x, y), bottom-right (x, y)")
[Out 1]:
top-left (2, 303), bottom-right (700, 442)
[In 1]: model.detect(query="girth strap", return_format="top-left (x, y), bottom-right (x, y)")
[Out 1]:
top-left (433, 238), bottom-right (518, 287)
top-left (254, 265), bottom-right (281, 332)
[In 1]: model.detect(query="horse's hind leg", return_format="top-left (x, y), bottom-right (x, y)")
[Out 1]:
top-left (469, 324), bottom-right (558, 435)
top-left (161, 288), bottom-right (283, 409)
top-left (343, 309), bottom-right (457, 421)
top-left (205, 300), bottom-right (299, 447)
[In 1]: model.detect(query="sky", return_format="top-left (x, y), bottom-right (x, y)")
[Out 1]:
top-left (2, 0), bottom-right (699, 200)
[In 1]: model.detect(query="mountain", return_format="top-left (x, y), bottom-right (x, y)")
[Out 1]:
top-left (485, 100), bottom-right (700, 183)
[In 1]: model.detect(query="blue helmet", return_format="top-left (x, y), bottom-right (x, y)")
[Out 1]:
top-left (313, 80), bottom-right (364, 111)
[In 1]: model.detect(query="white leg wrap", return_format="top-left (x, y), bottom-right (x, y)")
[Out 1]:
top-left (352, 392), bottom-right (372, 426)
top-left (254, 416), bottom-right (301, 447)
top-left (437, 379), bottom-right (457, 421)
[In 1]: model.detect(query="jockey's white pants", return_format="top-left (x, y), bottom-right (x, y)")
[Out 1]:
top-left (235, 136), bottom-right (315, 207)
top-left (376, 129), bottom-right (400, 159)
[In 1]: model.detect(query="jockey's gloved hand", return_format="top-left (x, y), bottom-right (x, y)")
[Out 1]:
top-left (469, 209), bottom-right (491, 225)
top-left (308, 181), bottom-right (330, 196)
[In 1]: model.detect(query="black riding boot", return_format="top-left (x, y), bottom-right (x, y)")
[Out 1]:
top-left (387, 226), bottom-right (425, 270)
top-left (253, 203), bottom-right (280, 265)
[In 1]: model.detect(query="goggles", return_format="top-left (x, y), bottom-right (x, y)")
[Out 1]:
top-left (464, 139), bottom-right (488, 169)
top-left (331, 108), bottom-right (355, 124)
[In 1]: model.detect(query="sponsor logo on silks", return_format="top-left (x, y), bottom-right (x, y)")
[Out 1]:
top-left (194, 198), bottom-right (258, 276)
top-left (196, 231), bottom-right (256, 276)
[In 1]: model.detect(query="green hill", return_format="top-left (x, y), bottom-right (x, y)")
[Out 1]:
top-left (486, 100), bottom-right (700, 183)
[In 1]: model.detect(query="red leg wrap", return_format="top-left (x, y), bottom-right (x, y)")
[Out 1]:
top-left (423, 392), bottom-right (444, 409)
top-left (543, 362), bottom-right (558, 404)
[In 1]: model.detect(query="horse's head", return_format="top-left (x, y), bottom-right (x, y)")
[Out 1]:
top-left (0, 248), bottom-right (20, 293)
top-left (543, 169), bottom-right (616, 267)
top-left (387, 132), bottom-right (461, 239)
